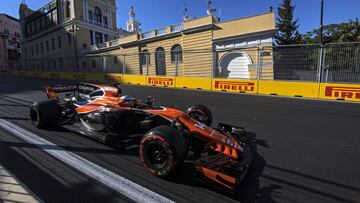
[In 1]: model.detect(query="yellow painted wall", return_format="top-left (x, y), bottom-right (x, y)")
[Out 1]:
top-left (122, 74), bottom-right (146, 85)
top-left (213, 13), bottom-right (276, 40)
top-left (258, 81), bottom-right (319, 98)
top-left (176, 77), bottom-right (211, 90)
top-left (184, 16), bottom-right (214, 29)
top-left (140, 36), bottom-right (183, 76)
top-left (319, 83), bottom-right (360, 102)
top-left (182, 30), bottom-right (213, 77)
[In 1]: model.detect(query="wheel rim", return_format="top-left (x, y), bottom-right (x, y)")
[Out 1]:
top-left (146, 143), bottom-right (168, 169)
top-left (30, 108), bottom-right (39, 123)
top-left (189, 112), bottom-right (208, 124)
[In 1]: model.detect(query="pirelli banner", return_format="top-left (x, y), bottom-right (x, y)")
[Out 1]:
top-left (146, 76), bottom-right (176, 88)
top-left (211, 79), bottom-right (258, 94)
top-left (104, 74), bottom-right (122, 83)
top-left (319, 83), bottom-right (360, 102)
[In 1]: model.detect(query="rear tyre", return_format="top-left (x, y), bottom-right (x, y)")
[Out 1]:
top-left (186, 104), bottom-right (213, 126)
top-left (140, 125), bottom-right (187, 177)
top-left (29, 100), bottom-right (61, 129)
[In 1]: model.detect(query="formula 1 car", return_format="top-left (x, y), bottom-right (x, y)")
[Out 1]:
top-left (29, 82), bottom-right (253, 190)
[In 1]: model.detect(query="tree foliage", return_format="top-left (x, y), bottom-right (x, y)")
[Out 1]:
top-left (275, 0), bottom-right (301, 45)
top-left (302, 18), bottom-right (360, 44)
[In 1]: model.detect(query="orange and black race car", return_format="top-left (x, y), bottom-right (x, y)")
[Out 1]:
top-left (29, 82), bottom-right (253, 191)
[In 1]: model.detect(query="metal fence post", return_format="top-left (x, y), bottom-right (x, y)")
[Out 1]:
top-left (258, 47), bottom-right (264, 80)
top-left (211, 49), bottom-right (216, 78)
top-left (175, 52), bottom-right (179, 77)
top-left (122, 53), bottom-right (126, 74)
top-left (102, 55), bottom-right (107, 73)
top-left (146, 54), bottom-right (149, 76)
top-left (323, 47), bottom-right (328, 83)
top-left (317, 46), bottom-right (324, 83)
top-left (256, 47), bottom-right (260, 80)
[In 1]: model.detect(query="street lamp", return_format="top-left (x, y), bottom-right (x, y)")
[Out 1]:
top-left (68, 24), bottom-right (80, 73)
top-left (320, 0), bottom-right (324, 45)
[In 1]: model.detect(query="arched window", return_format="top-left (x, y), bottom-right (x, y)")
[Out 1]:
top-left (155, 47), bottom-right (166, 75)
top-left (94, 7), bottom-right (102, 23)
top-left (140, 50), bottom-right (150, 66)
top-left (218, 51), bottom-right (252, 79)
top-left (171, 44), bottom-right (182, 63)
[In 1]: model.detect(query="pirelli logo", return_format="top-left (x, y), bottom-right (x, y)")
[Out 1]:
top-left (214, 81), bottom-right (255, 92)
top-left (105, 75), bottom-right (122, 83)
top-left (33, 72), bottom-right (41, 77)
top-left (325, 86), bottom-right (360, 99)
top-left (74, 74), bottom-right (87, 80)
top-left (148, 77), bottom-right (174, 86)
top-left (50, 73), bottom-right (61, 79)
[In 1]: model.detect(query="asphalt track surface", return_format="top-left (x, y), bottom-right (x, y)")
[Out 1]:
top-left (0, 75), bottom-right (359, 203)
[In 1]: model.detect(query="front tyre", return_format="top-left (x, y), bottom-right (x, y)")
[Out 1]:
top-left (186, 104), bottom-right (213, 126)
top-left (140, 125), bottom-right (186, 177)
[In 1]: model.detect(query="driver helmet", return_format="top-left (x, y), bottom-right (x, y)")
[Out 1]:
top-left (119, 95), bottom-right (133, 103)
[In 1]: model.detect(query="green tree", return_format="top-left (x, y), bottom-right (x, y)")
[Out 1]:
top-left (301, 19), bottom-right (360, 44)
top-left (339, 18), bottom-right (360, 42)
top-left (275, 0), bottom-right (301, 45)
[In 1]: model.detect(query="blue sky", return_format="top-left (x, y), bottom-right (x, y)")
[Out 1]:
top-left (1, 0), bottom-right (359, 33)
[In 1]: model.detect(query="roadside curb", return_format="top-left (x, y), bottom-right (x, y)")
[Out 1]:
top-left (0, 164), bottom-right (42, 203)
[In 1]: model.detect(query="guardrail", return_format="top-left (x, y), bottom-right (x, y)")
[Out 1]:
top-left (5, 71), bottom-right (360, 103)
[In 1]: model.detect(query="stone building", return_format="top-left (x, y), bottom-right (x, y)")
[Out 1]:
top-left (0, 14), bottom-right (21, 71)
top-left (82, 3), bottom-right (276, 79)
top-left (19, 0), bottom-right (118, 72)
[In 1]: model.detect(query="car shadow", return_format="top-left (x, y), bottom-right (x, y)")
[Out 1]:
top-left (38, 125), bottom-right (273, 201)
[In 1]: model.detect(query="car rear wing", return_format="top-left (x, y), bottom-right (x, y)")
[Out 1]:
top-left (45, 82), bottom-right (122, 101)
top-left (45, 85), bottom-right (78, 101)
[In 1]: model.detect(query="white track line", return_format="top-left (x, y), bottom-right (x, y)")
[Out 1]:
top-left (0, 119), bottom-right (174, 203)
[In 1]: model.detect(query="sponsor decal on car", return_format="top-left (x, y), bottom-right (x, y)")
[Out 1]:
top-left (213, 81), bottom-right (255, 92)
top-left (325, 86), bottom-right (360, 100)
top-left (195, 121), bottom-right (206, 130)
top-left (147, 77), bottom-right (174, 86)
top-left (79, 85), bottom-right (95, 92)
top-left (104, 87), bottom-right (118, 92)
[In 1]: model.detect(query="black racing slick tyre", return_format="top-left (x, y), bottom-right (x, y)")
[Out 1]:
top-left (140, 125), bottom-right (187, 177)
top-left (29, 100), bottom-right (61, 129)
top-left (186, 104), bottom-right (213, 126)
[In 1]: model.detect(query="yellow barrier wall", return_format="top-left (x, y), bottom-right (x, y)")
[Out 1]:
top-left (60, 72), bottom-right (74, 80)
top-left (146, 76), bottom-right (176, 87)
top-left (258, 81), bottom-right (319, 98)
top-left (212, 78), bottom-right (258, 93)
top-left (175, 77), bottom-right (212, 90)
top-left (319, 83), bottom-right (360, 102)
top-left (5, 71), bottom-right (360, 103)
top-left (122, 74), bottom-right (147, 85)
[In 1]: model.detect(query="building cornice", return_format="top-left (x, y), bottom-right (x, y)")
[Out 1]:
top-left (212, 29), bottom-right (277, 42)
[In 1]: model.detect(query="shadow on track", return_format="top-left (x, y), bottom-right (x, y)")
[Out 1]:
top-left (0, 137), bottom-right (129, 203)
top-left (0, 116), bottom-right (29, 121)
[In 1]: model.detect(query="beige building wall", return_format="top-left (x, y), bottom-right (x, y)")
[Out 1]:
top-left (213, 13), bottom-right (275, 40)
top-left (139, 36), bottom-right (183, 76)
